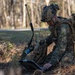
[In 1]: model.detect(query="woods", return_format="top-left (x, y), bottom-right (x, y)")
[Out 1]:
top-left (0, 0), bottom-right (75, 75)
top-left (0, 0), bottom-right (75, 29)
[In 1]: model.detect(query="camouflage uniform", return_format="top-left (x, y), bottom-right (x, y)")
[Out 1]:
top-left (40, 4), bottom-right (74, 67)
top-left (22, 4), bottom-right (74, 68)
top-left (25, 19), bottom-right (74, 67)
top-left (43, 21), bottom-right (74, 67)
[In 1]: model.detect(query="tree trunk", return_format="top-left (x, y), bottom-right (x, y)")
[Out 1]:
top-left (45, 0), bottom-right (50, 6)
top-left (71, 0), bottom-right (75, 13)
top-left (67, 0), bottom-right (71, 16)
top-left (31, 0), bottom-right (34, 27)
top-left (3, 0), bottom-right (8, 28)
top-left (62, 0), bottom-right (65, 17)
top-left (23, 0), bottom-right (26, 28)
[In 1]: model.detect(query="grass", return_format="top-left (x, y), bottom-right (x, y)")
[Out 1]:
top-left (0, 29), bottom-right (50, 44)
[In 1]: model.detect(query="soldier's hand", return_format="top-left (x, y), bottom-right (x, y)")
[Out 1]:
top-left (39, 39), bottom-right (46, 45)
top-left (43, 63), bottom-right (52, 71)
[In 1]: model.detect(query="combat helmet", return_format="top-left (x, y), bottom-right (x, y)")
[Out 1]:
top-left (41, 4), bottom-right (59, 22)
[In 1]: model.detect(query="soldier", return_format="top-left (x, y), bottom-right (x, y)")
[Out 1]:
top-left (23, 4), bottom-right (74, 73)
top-left (39, 3), bottom-right (74, 71)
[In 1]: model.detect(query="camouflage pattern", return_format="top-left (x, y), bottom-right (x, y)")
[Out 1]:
top-left (41, 3), bottom-right (74, 67)
top-left (25, 42), bottom-right (47, 65)
top-left (24, 22), bottom-right (74, 67)
top-left (44, 23), bottom-right (74, 67)
top-left (41, 4), bottom-right (59, 22)
top-left (41, 6), bottom-right (54, 22)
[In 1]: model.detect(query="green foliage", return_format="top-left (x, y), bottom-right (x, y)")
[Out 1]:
top-left (6, 41), bottom-right (13, 51)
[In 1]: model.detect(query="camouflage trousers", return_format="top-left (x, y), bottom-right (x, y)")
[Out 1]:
top-left (25, 43), bottom-right (74, 67)
top-left (25, 43), bottom-right (47, 65)
top-left (25, 43), bottom-right (55, 65)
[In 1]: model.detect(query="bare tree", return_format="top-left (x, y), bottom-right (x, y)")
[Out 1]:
top-left (23, 0), bottom-right (26, 28)
top-left (0, 0), bottom-right (75, 29)
top-left (67, 0), bottom-right (71, 16)
top-left (71, 0), bottom-right (75, 13)
top-left (45, 0), bottom-right (50, 6)
top-left (30, 0), bottom-right (34, 27)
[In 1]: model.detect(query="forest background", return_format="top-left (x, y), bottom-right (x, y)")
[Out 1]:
top-left (0, 0), bottom-right (75, 29)
top-left (0, 0), bottom-right (75, 75)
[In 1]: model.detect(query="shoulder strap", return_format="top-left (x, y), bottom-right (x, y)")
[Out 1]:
top-left (57, 17), bottom-right (75, 60)
top-left (71, 15), bottom-right (75, 61)
top-left (61, 17), bottom-right (75, 61)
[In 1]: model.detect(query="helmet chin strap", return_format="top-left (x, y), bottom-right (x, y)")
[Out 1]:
top-left (50, 19), bottom-right (55, 26)
top-left (52, 16), bottom-right (58, 25)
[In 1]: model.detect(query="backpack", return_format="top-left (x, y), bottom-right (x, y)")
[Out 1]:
top-left (58, 14), bottom-right (75, 59)
top-left (70, 14), bottom-right (75, 60)
top-left (71, 14), bottom-right (75, 41)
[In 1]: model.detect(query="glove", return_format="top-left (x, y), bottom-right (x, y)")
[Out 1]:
top-left (39, 39), bottom-right (46, 45)
top-left (43, 63), bottom-right (52, 72)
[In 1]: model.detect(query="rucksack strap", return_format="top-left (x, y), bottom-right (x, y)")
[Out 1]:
top-left (71, 15), bottom-right (75, 61)
top-left (73, 42), bottom-right (75, 61)
top-left (56, 17), bottom-right (75, 60)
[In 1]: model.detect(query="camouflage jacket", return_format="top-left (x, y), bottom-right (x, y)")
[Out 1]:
top-left (46, 21), bottom-right (74, 66)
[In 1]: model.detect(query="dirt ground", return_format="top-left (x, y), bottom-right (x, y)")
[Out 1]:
top-left (0, 62), bottom-right (75, 75)
top-left (0, 42), bottom-right (75, 75)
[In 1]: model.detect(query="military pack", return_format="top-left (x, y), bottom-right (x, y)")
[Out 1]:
top-left (70, 14), bottom-right (75, 59)
top-left (57, 14), bottom-right (75, 59)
